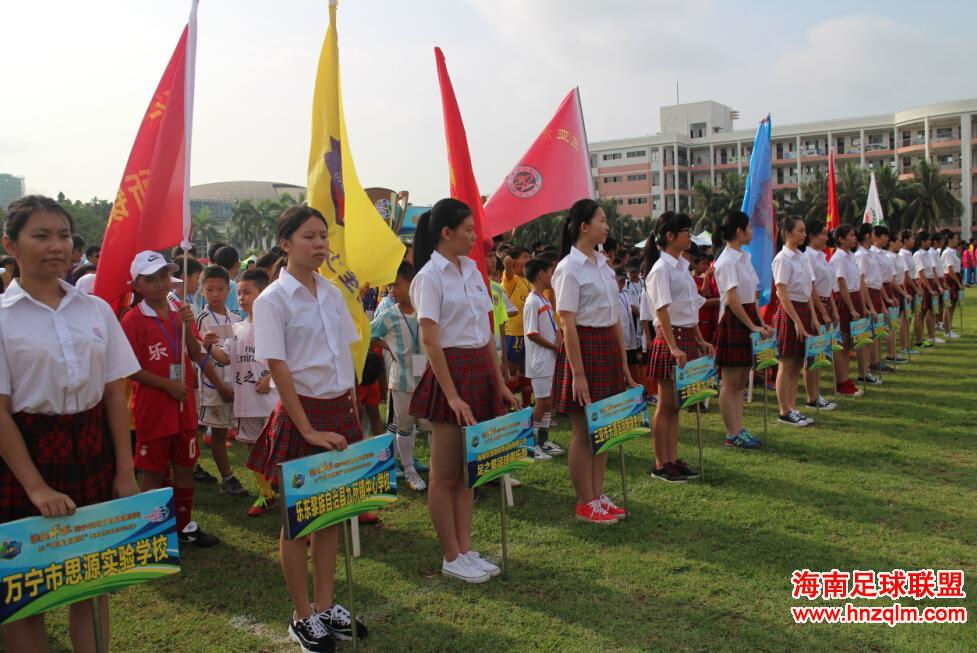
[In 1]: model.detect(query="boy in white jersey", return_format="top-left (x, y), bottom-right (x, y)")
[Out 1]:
top-left (208, 269), bottom-right (279, 516)
top-left (195, 264), bottom-right (247, 497)
top-left (523, 258), bottom-right (564, 459)
top-left (371, 262), bottom-right (430, 491)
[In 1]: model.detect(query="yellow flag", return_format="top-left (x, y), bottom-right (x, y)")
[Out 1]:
top-left (309, 0), bottom-right (405, 377)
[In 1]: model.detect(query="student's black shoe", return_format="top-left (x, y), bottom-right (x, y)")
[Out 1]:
top-left (651, 464), bottom-right (687, 483)
top-left (193, 464), bottom-right (217, 483)
top-left (288, 613), bottom-right (336, 653)
top-left (673, 459), bottom-right (699, 477)
top-left (316, 603), bottom-right (368, 641)
top-left (177, 521), bottom-right (220, 548)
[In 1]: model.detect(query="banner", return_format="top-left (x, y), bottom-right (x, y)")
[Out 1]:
top-left (675, 356), bottom-right (719, 409)
top-left (887, 305), bottom-right (900, 326)
top-left (830, 324), bottom-right (844, 352)
top-left (750, 331), bottom-right (779, 371)
top-left (586, 386), bottom-right (649, 456)
top-left (942, 289), bottom-right (951, 305)
top-left (94, 1), bottom-right (197, 313)
top-left (873, 312), bottom-right (889, 340)
top-left (863, 172), bottom-right (885, 225)
top-left (279, 434), bottom-right (398, 540)
top-left (826, 149), bottom-right (840, 233)
top-left (805, 332), bottom-right (834, 370)
top-left (463, 408), bottom-right (534, 489)
top-left (742, 117), bottom-right (775, 307)
top-left (913, 295), bottom-right (921, 315)
top-left (931, 293), bottom-right (939, 313)
top-left (309, 1), bottom-right (406, 377)
top-left (850, 317), bottom-right (873, 349)
top-left (483, 88), bottom-right (594, 237)
top-left (0, 489), bottom-right (178, 624)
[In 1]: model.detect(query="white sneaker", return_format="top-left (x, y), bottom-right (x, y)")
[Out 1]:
top-left (934, 336), bottom-right (946, 344)
top-left (442, 556), bottom-right (490, 583)
top-left (404, 466), bottom-right (427, 491)
top-left (541, 441), bottom-right (565, 455)
top-left (948, 331), bottom-right (960, 339)
top-left (464, 551), bottom-right (501, 577)
top-left (531, 445), bottom-right (552, 460)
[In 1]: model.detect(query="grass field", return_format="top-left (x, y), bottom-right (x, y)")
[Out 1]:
top-left (36, 303), bottom-right (977, 652)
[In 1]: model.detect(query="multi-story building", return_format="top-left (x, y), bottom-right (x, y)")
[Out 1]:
top-left (589, 99), bottom-right (977, 236)
top-left (0, 173), bottom-right (26, 212)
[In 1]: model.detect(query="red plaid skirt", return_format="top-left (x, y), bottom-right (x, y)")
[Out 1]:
top-left (409, 346), bottom-right (501, 425)
top-left (0, 402), bottom-right (115, 522)
top-left (714, 303), bottom-right (760, 368)
top-left (246, 392), bottom-right (362, 480)
top-left (773, 300), bottom-right (813, 359)
top-left (868, 287), bottom-right (884, 314)
top-left (554, 325), bottom-right (625, 414)
top-left (919, 285), bottom-right (932, 315)
top-left (945, 275), bottom-right (959, 302)
top-left (648, 325), bottom-right (701, 380)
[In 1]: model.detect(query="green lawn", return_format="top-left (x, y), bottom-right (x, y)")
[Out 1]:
top-left (38, 303), bottom-right (977, 652)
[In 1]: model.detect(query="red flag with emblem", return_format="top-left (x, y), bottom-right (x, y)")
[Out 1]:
top-left (483, 88), bottom-right (594, 237)
top-left (94, 1), bottom-right (197, 312)
top-left (434, 47), bottom-right (491, 289)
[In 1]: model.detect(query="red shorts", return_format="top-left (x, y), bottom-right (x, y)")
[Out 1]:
top-left (135, 429), bottom-right (200, 473)
top-left (357, 381), bottom-right (381, 408)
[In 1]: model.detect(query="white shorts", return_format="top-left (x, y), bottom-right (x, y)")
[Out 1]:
top-left (235, 416), bottom-right (267, 444)
top-left (530, 376), bottom-right (553, 400)
top-left (390, 389), bottom-right (431, 434)
top-left (198, 403), bottom-right (232, 429)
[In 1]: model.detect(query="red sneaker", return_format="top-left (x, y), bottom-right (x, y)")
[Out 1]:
top-left (575, 500), bottom-right (618, 525)
top-left (357, 512), bottom-right (381, 524)
top-left (247, 494), bottom-right (276, 517)
top-left (836, 380), bottom-right (864, 397)
top-left (599, 495), bottom-right (627, 520)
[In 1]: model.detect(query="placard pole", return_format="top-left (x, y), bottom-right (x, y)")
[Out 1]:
top-left (695, 402), bottom-right (704, 483)
top-left (618, 446), bottom-right (630, 519)
top-left (499, 484), bottom-right (508, 576)
top-left (350, 517), bottom-right (361, 558)
top-left (342, 519), bottom-right (360, 652)
top-left (762, 375), bottom-right (768, 443)
top-left (92, 598), bottom-right (105, 653)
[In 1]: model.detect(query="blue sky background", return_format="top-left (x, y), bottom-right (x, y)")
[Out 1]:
top-left (3, 0), bottom-right (975, 205)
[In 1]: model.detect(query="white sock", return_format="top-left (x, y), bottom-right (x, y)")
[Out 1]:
top-left (397, 430), bottom-right (415, 468)
top-left (542, 412), bottom-right (552, 429)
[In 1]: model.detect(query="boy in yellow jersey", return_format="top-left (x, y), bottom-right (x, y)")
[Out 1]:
top-left (503, 246), bottom-right (532, 403)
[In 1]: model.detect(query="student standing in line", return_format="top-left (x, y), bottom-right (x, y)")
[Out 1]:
top-left (803, 220), bottom-right (839, 411)
top-left (940, 230), bottom-right (962, 338)
top-left (913, 231), bottom-right (940, 347)
top-left (524, 257), bottom-right (563, 460)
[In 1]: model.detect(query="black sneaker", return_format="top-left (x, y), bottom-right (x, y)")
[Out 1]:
top-left (177, 521), bottom-right (220, 548)
top-left (878, 363), bottom-right (896, 373)
top-left (193, 465), bottom-right (217, 483)
top-left (316, 603), bottom-right (368, 641)
top-left (778, 411), bottom-right (809, 427)
top-left (673, 459), bottom-right (699, 478)
top-left (288, 613), bottom-right (335, 653)
top-left (219, 474), bottom-right (249, 497)
top-left (857, 374), bottom-right (883, 385)
top-left (651, 463), bottom-right (687, 483)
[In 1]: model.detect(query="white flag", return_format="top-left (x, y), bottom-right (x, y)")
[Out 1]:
top-left (863, 172), bottom-right (885, 225)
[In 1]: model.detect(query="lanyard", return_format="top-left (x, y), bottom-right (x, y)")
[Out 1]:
top-left (533, 292), bottom-right (557, 333)
top-left (400, 310), bottom-right (420, 353)
top-left (151, 314), bottom-right (181, 359)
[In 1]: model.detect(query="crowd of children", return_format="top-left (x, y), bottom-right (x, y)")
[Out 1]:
top-left (0, 192), bottom-right (970, 652)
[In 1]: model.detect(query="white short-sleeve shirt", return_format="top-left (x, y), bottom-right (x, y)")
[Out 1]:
top-left (899, 249), bottom-right (917, 280)
top-left (928, 248), bottom-right (944, 276)
top-left (253, 268), bottom-right (359, 399)
top-left (830, 248), bottom-right (862, 292)
top-left (617, 290), bottom-right (639, 350)
top-left (646, 251), bottom-right (704, 328)
top-left (523, 291), bottom-right (558, 378)
top-left (410, 251), bottom-right (492, 349)
top-left (552, 246), bottom-right (618, 327)
top-left (855, 246), bottom-right (883, 289)
top-left (914, 249), bottom-right (935, 279)
top-left (222, 320), bottom-right (279, 419)
top-left (804, 248), bottom-right (835, 298)
top-left (772, 246), bottom-right (815, 303)
top-left (0, 280), bottom-right (140, 415)
top-left (873, 246), bottom-right (895, 285)
top-left (941, 247), bottom-right (961, 274)
top-left (714, 246), bottom-right (760, 317)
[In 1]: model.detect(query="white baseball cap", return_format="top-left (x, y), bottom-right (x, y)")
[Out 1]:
top-left (75, 273), bottom-right (97, 294)
top-left (130, 250), bottom-right (177, 281)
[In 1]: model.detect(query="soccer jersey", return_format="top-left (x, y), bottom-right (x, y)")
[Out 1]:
top-left (222, 321), bottom-right (278, 419)
top-left (195, 306), bottom-right (242, 406)
top-left (371, 306), bottom-right (424, 393)
top-left (523, 291), bottom-right (558, 378)
top-left (502, 272), bottom-right (532, 336)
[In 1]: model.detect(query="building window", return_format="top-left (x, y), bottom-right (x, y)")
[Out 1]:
top-left (603, 175), bottom-right (622, 184)
top-left (626, 173), bottom-right (648, 182)
top-left (649, 151), bottom-right (658, 162)
top-left (602, 152), bottom-right (622, 161)
top-left (626, 150), bottom-right (647, 158)
top-left (615, 199), bottom-right (624, 205)
top-left (627, 197), bottom-right (649, 205)
top-left (936, 127), bottom-right (954, 139)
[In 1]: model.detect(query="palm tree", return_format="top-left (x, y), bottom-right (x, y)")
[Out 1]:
top-left (902, 159), bottom-right (962, 231)
top-left (835, 162), bottom-right (868, 225)
top-left (192, 206), bottom-right (220, 251)
top-left (783, 168), bottom-right (827, 222)
top-left (692, 172), bottom-right (746, 234)
top-left (228, 199), bottom-right (262, 250)
top-left (872, 163), bottom-right (909, 231)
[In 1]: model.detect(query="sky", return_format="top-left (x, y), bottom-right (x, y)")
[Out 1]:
top-left (3, 0), bottom-right (976, 206)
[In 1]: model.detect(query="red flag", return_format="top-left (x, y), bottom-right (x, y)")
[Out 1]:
top-left (826, 149), bottom-right (839, 232)
top-left (434, 47), bottom-right (491, 288)
top-left (94, 1), bottom-right (197, 312)
top-left (483, 88), bottom-right (594, 237)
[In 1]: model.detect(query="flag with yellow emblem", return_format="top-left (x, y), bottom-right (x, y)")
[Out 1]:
top-left (309, 0), bottom-right (405, 377)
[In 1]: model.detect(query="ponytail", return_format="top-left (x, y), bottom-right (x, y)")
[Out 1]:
top-left (640, 237), bottom-right (660, 276)
top-left (412, 211), bottom-right (435, 272)
top-left (411, 198), bottom-right (472, 271)
top-left (559, 198), bottom-right (601, 257)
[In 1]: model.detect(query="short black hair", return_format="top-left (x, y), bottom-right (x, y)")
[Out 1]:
top-left (72, 234), bottom-right (85, 250)
top-left (173, 255), bottom-right (203, 278)
top-left (213, 245), bottom-right (240, 270)
top-left (525, 257), bottom-right (554, 283)
top-left (508, 246), bottom-right (530, 259)
top-left (613, 266), bottom-right (626, 279)
top-left (201, 264), bottom-right (230, 285)
top-left (396, 261), bottom-right (415, 282)
top-left (172, 245), bottom-right (197, 258)
top-left (241, 268), bottom-right (270, 291)
top-left (72, 263), bottom-right (97, 283)
top-left (207, 242), bottom-right (227, 262)
top-left (3, 195), bottom-right (74, 241)
top-left (85, 245), bottom-right (101, 258)
top-left (604, 236), bottom-right (619, 252)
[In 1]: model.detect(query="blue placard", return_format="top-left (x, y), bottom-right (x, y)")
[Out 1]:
top-left (873, 312), bottom-right (889, 340)
top-left (850, 317), bottom-right (873, 349)
top-left (913, 295), bottom-right (921, 314)
top-left (675, 355), bottom-right (719, 409)
top-left (942, 289), bottom-right (951, 304)
top-left (279, 435), bottom-right (398, 539)
top-left (931, 294), bottom-right (939, 312)
top-left (463, 408), bottom-right (534, 489)
top-left (586, 386), bottom-right (648, 455)
top-left (750, 331), bottom-right (779, 371)
top-left (887, 305), bottom-right (899, 325)
top-left (0, 489), bottom-right (178, 624)
top-left (805, 332), bottom-right (834, 370)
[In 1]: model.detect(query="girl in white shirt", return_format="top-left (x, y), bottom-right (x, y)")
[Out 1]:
top-left (552, 199), bottom-right (636, 520)
top-left (829, 225), bottom-right (868, 393)
top-left (771, 217), bottom-right (820, 426)
top-left (245, 206), bottom-right (367, 647)
top-left (887, 232), bottom-right (913, 356)
top-left (872, 226), bottom-right (901, 365)
top-left (408, 198), bottom-right (517, 582)
top-left (0, 196), bottom-right (140, 651)
top-left (645, 212), bottom-right (713, 481)
top-left (899, 230), bottom-right (924, 348)
top-left (940, 231), bottom-right (962, 337)
top-left (712, 210), bottom-right (770, 449)
top-left (929, 233), bottom-right (948, 338)
top-left (913, 231), bottom-right (941, 345)
top-left (803, 220), bottom-right (839, 411)
top-left (856, 224), bottom-right (886, 374)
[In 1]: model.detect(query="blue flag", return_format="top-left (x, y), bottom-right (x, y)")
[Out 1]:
top-left (741, 116), bottom-right (775, 307)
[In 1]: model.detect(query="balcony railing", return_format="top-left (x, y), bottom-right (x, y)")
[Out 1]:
top-left (865, 143), bottom-right (890, 151)
top-left (932, 133), bottom-right (958, 142)
top-left (900, 137), bottom-right (926, 147)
